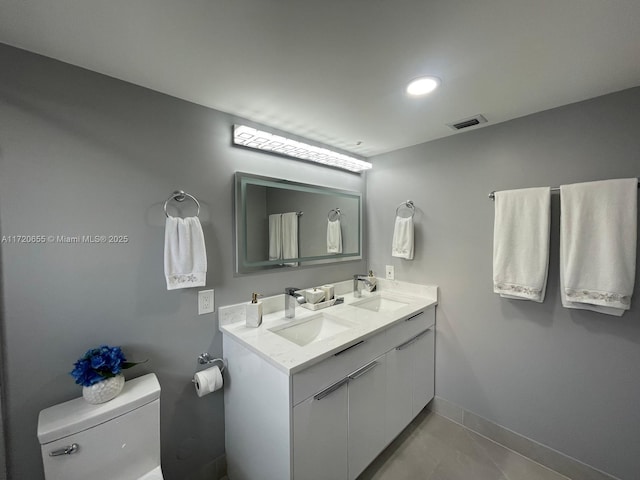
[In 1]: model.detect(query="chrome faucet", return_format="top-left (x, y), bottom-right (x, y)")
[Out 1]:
top-left (353, 274), bottom-right (375, 298)
top-left (285, 287), bottom-right (307, 318)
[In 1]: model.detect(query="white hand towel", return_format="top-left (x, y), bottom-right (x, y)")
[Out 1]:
top-left (493, 187), bottom-right (550, 302)
top-left (327, 219), bottom-right (343, 254)
top-left (560, 178), bottom-right (637, 316)
top-left (164, 216), bottom-right (207, 290)
top-left (281, 212), bottom-right (299, 265)
top-left (391, 216), bottom-right (414, 260)
top-left (268, 214), bottom-right (282, 261)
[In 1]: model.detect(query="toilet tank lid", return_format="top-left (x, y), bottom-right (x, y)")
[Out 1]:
top-left (37, 373), bottom-right (160, 445)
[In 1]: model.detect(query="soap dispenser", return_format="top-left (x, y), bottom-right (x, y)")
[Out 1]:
top-left (366, 270), bottom-right (377, 292)
top-left (246, 293), bottom-right (263, 328)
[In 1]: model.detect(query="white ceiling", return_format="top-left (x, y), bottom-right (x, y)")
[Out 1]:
top-left (1, 0), bottom-right (639, 157)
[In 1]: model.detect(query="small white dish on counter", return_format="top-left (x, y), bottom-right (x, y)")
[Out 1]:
top-left (300, 298), bottom-right (337, 311)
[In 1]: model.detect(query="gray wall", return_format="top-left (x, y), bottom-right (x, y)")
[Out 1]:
top-left (0, 44), bottom-right (366, 480)
top-left (367, 87), bottom-right (640, 480)
top-left (0, 268), bottom-right (6, 480)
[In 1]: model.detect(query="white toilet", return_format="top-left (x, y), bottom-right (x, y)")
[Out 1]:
top-left (37, 373), bottom-right (164, 480)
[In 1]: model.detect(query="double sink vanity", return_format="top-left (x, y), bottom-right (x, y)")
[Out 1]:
top-left (219, 278), bottom-right (438, 480)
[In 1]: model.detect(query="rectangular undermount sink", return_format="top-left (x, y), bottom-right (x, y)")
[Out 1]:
top-left (269, 313), bottom-right (356, 346)
top-left (351, 294), bottom-right (411, 313)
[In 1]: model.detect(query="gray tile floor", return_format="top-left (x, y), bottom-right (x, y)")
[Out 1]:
top-left (358, 410), bottom-right (570, 480)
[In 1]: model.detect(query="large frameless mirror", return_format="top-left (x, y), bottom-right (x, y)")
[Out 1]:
top-left (234, 172), bottom-right (362, 274)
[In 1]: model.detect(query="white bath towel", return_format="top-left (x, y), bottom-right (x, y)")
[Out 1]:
top-left (327, 219), bottom-right (343, 254)
top-left (493, 187), bottom-right (550, 302)
top-left (281, 212), bottom-right (299, 265)
top-left (164, 216), bottom-right (207, 290)
top-left (560, 178), bottom-right (637, 316)
top-left (392, 216), bottom-right (414, 260)
top-left (268, 214), bottom-right (282, 261)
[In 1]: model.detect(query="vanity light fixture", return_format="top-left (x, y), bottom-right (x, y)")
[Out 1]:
top-left (406, 76), bottom-right (440, 96)
top-left (233, 125), bottom-right (373, 173)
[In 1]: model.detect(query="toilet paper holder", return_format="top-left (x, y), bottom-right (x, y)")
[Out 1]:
top-left (196, 352), bottom-right (226, 372)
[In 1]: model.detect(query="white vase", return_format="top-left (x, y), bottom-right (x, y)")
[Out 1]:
top-left (82, 374), bottom-right (125, 404)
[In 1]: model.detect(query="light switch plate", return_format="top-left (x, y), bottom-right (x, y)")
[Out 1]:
top-left (198, 289), bottom-right (214, 315)
top-left (385, 265), bottom-right (395, 280)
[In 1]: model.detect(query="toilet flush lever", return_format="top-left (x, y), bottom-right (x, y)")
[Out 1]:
top-left (49, 443), bottom-right (79, 457)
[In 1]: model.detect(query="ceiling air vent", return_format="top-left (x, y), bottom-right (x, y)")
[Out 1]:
top-left (447, 114), bottom-right (488, 131)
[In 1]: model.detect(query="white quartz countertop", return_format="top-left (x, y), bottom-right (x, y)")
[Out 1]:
top-left (218, 279), bottom-right (438, 374)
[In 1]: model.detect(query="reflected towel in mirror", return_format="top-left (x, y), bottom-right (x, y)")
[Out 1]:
top-left (281, 212), bottom-right (299, 266)
top-left (327, 219), bottom-right (342, 254)
top-left (268, 214), bottom-right (282, 261)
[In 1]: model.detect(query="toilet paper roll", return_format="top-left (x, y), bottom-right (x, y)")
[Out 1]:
top-left (193, 366), bottom-right (223, 397)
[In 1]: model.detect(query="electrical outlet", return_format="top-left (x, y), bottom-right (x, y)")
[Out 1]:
top-left (385, 265), bottom-right (394, 280)
top-left (198, 289), bottom-right (214, 315)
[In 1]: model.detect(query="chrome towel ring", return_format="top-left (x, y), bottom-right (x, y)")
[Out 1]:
top-left (395, 200), bottom-right (415, 218)
top-left (328, 208), bottom-right (342, 221)
top-left (164, 190), bottom-right (201, 218)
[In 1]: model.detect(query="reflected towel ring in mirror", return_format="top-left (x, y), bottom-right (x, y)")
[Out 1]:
top-left (328, 208), bottom-right (342, 221)
top-left (164, 190), bottom-right (201, 218)
top-left (395, 200), bottom-right (415, 218)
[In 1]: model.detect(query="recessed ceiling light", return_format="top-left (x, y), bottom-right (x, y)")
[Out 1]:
top-left (406, 76), bottom-right (440, 96)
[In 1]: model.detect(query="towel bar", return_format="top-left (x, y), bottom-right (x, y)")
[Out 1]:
top-left (488, 178), bottom-right (640, 200)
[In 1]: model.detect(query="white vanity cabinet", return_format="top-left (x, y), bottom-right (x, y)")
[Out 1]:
top-left (293, 353), bottom-right (389, 480)
top-left (293, 377), bottom-right (349, 480)
top-left (223, 305), bottom-right (435, 480)
top-left (347, 355), bottom-right (387, 480)
top-left (385, 327), bottom-right (435, 442)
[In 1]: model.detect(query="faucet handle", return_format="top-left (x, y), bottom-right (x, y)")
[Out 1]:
top-left (285, 287), bottom-right (298, 295)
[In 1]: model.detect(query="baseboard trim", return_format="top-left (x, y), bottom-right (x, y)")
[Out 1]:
top-left (214, 453), bottom-right (227, 480)
top-left (429, 397), bottom-right (620, 480)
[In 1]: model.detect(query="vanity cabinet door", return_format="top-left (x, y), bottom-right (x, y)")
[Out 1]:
top-left (347, 356), bottom-right (387, 480)
top-left (293, 378), bottom-right (348, 480)
top-left (385, 328), bottom-right (435, 444)
top-left (412, 328), bottom-right (435, 415)
top-left (385, 340), bottom-right (415, 443)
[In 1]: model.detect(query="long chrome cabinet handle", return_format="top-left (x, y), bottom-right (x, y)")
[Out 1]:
top-left (314, 377), bottom-right (348, 400)
top-left (49, 443), bottom-right (79, 457)
top-left (405, 311), bottom-right (424, 322)
top-left (334, 340), bottom-right (364, 356)
top-left (348, 361), bottom-right (379, 380)
top-left (395, 328), bottom-right (432, 351)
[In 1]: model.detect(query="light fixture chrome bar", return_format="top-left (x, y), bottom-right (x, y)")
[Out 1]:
top-left (233, 125), bottom-right (372, 173)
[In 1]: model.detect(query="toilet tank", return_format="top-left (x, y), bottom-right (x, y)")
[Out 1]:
top-left (37, 373), bottom-right (161, 480)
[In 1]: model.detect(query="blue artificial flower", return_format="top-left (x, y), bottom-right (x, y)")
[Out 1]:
top-left (70, 358), bottom-right (105, 386)
top-left (90, 353), bottom-right (107, 370)
top-left (69, 344), bottom-right (141, 387)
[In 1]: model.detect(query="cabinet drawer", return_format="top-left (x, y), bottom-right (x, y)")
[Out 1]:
top-left (385, 307), bottom-right (435, 349)
top-left (292, 332), bottom-right (388, 406)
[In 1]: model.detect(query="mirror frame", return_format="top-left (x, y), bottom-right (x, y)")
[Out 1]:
top-left (234, 172), bottom-right (363, 274)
